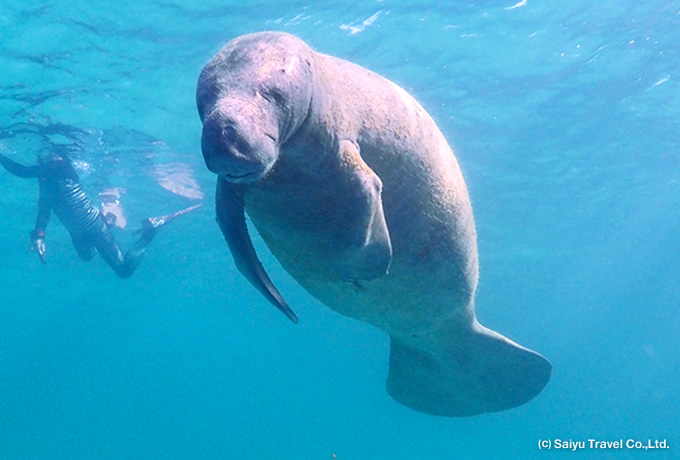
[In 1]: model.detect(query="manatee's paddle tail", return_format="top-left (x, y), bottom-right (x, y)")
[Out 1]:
top-left (215, 177), bottom-right (298, 323)
top-left (386, 320), bottom-right (551, 416)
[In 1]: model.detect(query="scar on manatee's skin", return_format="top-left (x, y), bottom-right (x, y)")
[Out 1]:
top-left (339, 140), bottom-right (372, 174)
top-left (349, 280), bottom-right (367, 292)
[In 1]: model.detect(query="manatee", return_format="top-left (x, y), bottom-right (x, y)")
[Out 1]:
top-left (197, 31), bottom-right (551, 416)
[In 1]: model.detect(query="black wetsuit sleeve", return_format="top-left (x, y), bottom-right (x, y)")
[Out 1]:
top-left (0, 154), bottom-right (43, 178)
top-left (34, 184), bottom-right (51, 235)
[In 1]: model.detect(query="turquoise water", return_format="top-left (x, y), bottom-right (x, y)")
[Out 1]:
top-left (1, 1), bottom-right (678, 458)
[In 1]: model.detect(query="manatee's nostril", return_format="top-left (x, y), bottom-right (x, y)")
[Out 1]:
top-left (220, 125), bottom-right (252, 157)
top-left (221, 125), bottom-right (238, 144)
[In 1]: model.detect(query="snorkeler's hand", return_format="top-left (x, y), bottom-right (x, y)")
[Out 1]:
top-left (32, 238), bottom-right (46, 264)
top-left (29, 229), bottom-right (46, 264)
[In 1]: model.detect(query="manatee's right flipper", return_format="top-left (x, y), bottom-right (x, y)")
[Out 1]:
top-left (386, 320), bottom-right (551, 416)
top-left (215, 176), bottom-right (298, 323)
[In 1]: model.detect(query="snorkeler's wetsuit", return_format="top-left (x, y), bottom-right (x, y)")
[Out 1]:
top-left (0, 153), bottom-right (156, 278)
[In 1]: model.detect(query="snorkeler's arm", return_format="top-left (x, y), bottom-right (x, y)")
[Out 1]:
top-left (34, 185), bottom-right (51, 234)
top-left (0, 153), bottom-right (43, 178)
top-left (29, 185), bottom-right (51, 263)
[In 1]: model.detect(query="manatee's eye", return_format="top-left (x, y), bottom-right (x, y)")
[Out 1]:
top-left (261, 87), bottom-right (286, 106)
top-left (270, 88), bottom-right (286, 105)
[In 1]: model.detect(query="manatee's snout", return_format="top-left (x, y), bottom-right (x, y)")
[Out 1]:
top-left (201, 111), bottom-right (278, 183)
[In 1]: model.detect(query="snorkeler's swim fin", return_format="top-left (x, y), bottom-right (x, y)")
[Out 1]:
top-left (135, 203), bottom-right (203, 234)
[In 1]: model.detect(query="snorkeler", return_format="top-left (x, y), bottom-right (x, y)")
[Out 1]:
top-left (0, 152), bottom-right (201, 278)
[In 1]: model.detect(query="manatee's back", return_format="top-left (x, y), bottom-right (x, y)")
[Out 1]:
top-left (298, 50), bottom-right (552, 417)
top-left (290, 51), bottom-right (480, 333)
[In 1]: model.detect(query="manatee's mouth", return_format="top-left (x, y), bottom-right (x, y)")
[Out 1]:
top-left (205, 141), bottom-right (273, 183)
top-left (223, 170), bottom-right (264, 183)
top-left (225, 171), bottom-right (255, 180)
top-left (202, 112), bottom-right (278, 184)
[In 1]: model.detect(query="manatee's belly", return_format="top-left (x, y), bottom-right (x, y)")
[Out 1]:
top-left (244, 170), bottom-right (375, 282)
top-left (246, 177), bottom-right (479, 337)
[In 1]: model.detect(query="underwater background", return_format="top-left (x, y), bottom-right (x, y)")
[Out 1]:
top-left (1, 0), bottom-right (678, 458)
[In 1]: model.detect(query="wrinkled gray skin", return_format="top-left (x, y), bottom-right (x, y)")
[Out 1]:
top-left (197, 31), bottom-right (551, 416)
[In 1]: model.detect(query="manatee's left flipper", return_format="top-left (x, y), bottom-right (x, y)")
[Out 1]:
top-left (216, 176), bottom-right (298, 323)
top-left (336, 140), bottom-right (393, 281)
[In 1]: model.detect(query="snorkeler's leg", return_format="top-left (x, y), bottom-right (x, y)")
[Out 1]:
top-left (139, 204), bottom-right (202, 232)
top-left (97, 204), bottom-right (201, 278)
top-left (91, 217), bottom-right (143, 278)
top-left (70, 233), bottom-right (96, 261)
